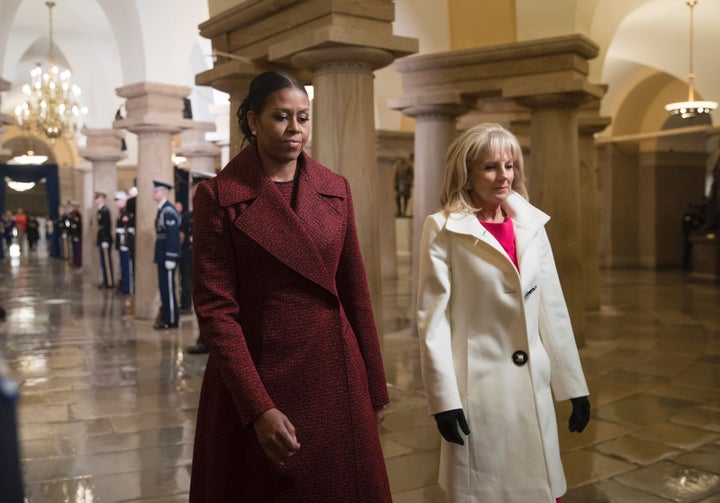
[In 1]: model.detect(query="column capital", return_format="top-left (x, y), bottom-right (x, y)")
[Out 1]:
top-left (511, 81), bottom-right (606, 110)
top-left (579, 116), bottom-right (612, 135)
top-left (0, 77), bottom-right (10, 92)
top-left (114, 81), bottom-right (195, 134)
top-left (389, 91), bottom-right (471, 120)
top-left (290, 47), bottom-right (395, 74)
top-left (177, 122), bottom-right (221, 158)
top-left (79, 127), bottom-right (127, 163)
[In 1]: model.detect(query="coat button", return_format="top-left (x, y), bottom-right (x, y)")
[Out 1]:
top-left (512, 350), bottom-right (528, 366)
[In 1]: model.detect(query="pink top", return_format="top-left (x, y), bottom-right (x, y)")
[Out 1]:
top-left (479, 217), bottom-right (518, 269)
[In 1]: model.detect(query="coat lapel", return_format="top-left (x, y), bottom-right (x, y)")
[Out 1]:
top-left (215, 146), bottom-right (338, 296)
top-left (443, 192), bottom-right (550, 273)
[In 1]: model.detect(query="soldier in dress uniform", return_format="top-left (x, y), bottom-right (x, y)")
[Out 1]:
top-left (152, 179), bottom-right (181, 329)
top-left (95, 192), bottom-right (114, 289)
top-left (69, 201), bottom-right (82, 267)
top-left (57, 204), bottom-right (71, 259)
top-left (113, 191), bottom-right (134, 296)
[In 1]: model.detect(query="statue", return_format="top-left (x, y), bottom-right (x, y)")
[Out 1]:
top-left (393, 154), bottom-right (414, 218)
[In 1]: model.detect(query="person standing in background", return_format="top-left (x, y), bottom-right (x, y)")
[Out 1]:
top-left (114, 191), bottom-right (133, 296)
top-left (14, 209), bottom-right (26, 253)
top-left (25, 216), bottom-right (40, 252)
top-left (69, 201), bottom-right (82, 267)
top-left (152, 180), bottom-right (181, 329)
top-left (95, 193), bottom-right (114, 289)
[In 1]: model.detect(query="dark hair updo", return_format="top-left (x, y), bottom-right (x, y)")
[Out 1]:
top-left (236, 71), bottom-right (308, 143)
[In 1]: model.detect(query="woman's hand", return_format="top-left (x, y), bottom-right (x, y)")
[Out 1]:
top-left (374, 406), bottom-right (386, 427)
top-left (569, 396), bottom-right (591, 433)
top-left (252, 408), bottom-right (301, 465)
top-left (434, 408), bottom-right (470, 445)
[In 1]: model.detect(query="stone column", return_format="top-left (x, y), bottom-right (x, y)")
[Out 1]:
top-left (290, 47), bottom-right (397, 328)
top-left (201, 76), bottom-right (252, 160)
top-left (389, 102), bottom-right (468, 327)
top-left (176, 122), bottom-right (221, 210)
top-left (115, 82), bottom-right (194, 320)
top-left (79, 128), bottom-right (126, 285)
top-left (376, 130), bottom-right (414, 281)
top-left (514, 94), bottom-right (589, 345)
top-left (578, 116), bottom-right (611, 312)
top-left (0, 78), bottom-right (13, 160)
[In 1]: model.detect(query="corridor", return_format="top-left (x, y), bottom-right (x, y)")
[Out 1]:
top-left (1, 251), bottom-right (719, 502)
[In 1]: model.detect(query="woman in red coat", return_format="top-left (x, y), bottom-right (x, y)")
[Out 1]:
top-left (189, 71), bottom-right (392, 502)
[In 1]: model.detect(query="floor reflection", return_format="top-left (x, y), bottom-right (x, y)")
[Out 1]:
top-left (1, 254), bottom-right (719, 502)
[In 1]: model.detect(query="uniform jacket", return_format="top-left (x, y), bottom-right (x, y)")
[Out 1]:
top-left (416, 192), bottom-right (589, 503)
top-left (96, 206), bottom-right (112, 246)
top-left (189, 144), bottom-right (391, 502)
top-left (115, 208), bottom-right (130, 251)
top-left (154, 200), bottom-right (180, 264)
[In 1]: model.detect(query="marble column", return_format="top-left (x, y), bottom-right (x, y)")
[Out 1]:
top-left (578, 116), bottom-right (611, 312)
top-left (376, 130), bottom-right (414, 282)
top-left (79, 128), bottom-right (126, 285)
top-left (290, 47), bottom-right (396, 328)
top-left (208, 77), bottom-right (252, 160)
top-left (75, 162), bottom-right (94, 279)
top-left (394, 104), bottom-right (468, 328)
top-left (0, 78), bottom-right (13, 160)
top-left (515, 94), bottom-right (587, 345)
top-left (176, 122), bottom-right (220, 210)
top-left (115, 82), bottom-right (194, 320)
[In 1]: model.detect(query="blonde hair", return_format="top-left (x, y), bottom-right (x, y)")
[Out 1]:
top-left (440, 123), bottom-right (528, 214)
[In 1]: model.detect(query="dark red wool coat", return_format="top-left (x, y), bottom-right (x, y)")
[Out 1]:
top-left (189, 144), bottom-right (392, 502)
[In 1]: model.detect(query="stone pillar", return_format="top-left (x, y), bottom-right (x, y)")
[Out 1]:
top-left (115, 82), bottom-right (194, 320)
top-left (388, 102), bottom-right (468, 328)
top-left (0, 78), bottom-right (13, 160)
top-left (578, 116), bottom-right (611, 312)
top-left (198, 76), bottom-right (252, 160)
top-left (79, 128), bottom-right (126, 284)
top-left (376, 130), bottom-right (414, 281)
top-left (176, 122), bottom-right (221, 210)
top-left (514, 94), bottom-right (589, 345)
top-left (290, 47), bottom-right (397, 327)
top-left (208, 102), bottom-right (231, 168)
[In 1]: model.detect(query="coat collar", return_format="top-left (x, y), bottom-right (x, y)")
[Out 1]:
top-left (444, 192), bottom-right (550, 269)
top-left (214, 144), bottom-right (346, 297)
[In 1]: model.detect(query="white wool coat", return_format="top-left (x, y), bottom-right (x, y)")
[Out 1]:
top-left (416, 192), bottom-right (589, 503)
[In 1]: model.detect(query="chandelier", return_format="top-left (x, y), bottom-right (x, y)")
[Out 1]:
top-left (664, 0), bottom-right (717, 118)
top-left (14, 1), bottom-right (86, 141)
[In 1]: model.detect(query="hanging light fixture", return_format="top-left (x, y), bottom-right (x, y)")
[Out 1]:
top-left (13, 1), bottom-right (87, 141)
top-left (664, 0), bottom-right (717, 118)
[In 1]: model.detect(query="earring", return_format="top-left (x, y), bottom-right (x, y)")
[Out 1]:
top-left (251, 130), bottom-right (257, 136)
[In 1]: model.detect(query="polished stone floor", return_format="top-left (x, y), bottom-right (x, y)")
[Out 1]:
top-left (1, 246), bottom-right (720, 502)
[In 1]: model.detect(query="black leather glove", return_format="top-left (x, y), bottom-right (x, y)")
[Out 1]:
top-left (434, 408), bottom-right (470, 445)
top-left (569, 396), bottom-right (590, 433)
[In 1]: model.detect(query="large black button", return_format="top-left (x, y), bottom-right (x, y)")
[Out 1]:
top-left (512, 350), bottom-right (528, 366)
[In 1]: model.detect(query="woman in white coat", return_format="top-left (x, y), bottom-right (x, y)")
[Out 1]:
top-left (416, 123), bottom-right (590, 503)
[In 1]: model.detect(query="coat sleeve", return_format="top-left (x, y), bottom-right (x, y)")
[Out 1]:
top-left (334, 178), bottom-right (390, 409)
top-left (536, 228), bottom-right (589, 401)
top-left (192, 181), bottom-right (275, 425)
top-left (416, 214), bottom-right (463, 415)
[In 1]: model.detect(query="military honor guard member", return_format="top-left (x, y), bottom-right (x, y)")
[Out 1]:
top-left (95, 192), bottom-right (114, 289)
top-left (152, 180), bottom-right (181, 329)
top-left (69, 201), bottom-right (82, 267)
top-left (58, 204), bottom-right (71, 260)
top-left (113, 191), bottom-right (134, 296)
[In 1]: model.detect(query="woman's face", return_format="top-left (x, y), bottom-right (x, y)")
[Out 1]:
top-left (248, 87), bottom-right (310, 166)
top-left (467, 149), bottom-right (515, 209)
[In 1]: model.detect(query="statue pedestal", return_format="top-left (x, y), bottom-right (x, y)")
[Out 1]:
top-left (690, 233), bottom-right (720, 283)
